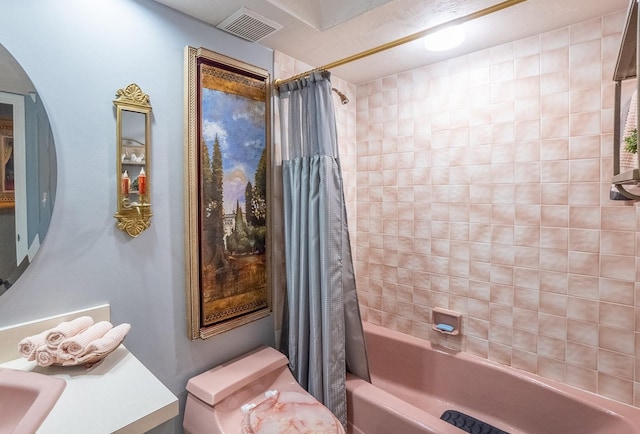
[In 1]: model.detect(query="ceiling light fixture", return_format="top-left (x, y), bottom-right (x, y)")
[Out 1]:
top-left (423, 25), bottom-right (465, 51)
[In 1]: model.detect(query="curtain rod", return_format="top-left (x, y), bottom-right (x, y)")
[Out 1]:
top-left (274, 0), bottom-right (527, 87)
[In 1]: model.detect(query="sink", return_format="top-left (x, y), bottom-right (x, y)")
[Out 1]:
top-left (0, 368), bottom-right (66, 434)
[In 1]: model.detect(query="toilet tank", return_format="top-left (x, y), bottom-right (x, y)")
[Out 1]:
top-left (186, 346), bottom-right (289, 406)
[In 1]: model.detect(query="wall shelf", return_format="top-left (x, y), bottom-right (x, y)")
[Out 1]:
top-left (612, 0), bottom-right (640, 199)
top-left (432, 307), bottom-right (461, 336)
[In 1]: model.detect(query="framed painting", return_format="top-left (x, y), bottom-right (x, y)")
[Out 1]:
top-left (184, 46), bottom-right (271, 339)
top-left (0, 136), bottom-right (14, 204)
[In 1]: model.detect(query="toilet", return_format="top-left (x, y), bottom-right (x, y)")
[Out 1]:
top-left (183, 346), bottom-right (345, 434)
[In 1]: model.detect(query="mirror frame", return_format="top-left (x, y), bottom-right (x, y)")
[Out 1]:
top-left (113, 83), bottom-right (152, 237)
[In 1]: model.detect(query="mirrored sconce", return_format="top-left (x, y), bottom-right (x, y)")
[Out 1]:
top-left (113, 83), bottom-right (152, 237)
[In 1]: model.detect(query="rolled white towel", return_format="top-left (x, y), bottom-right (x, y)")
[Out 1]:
top-left (58, 321), bottom-right (113, 359)
top-left (75, 323), bottom-right (131, 363)
top-left (45, 316), bottom-right (94, 348)
top-left (35, 345), bottom-right (61, 367)
top-left (18, 329), bottom-right (50, 361)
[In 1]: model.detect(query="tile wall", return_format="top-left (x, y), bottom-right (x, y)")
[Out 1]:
top-left (354, 9), bottom-right (640, 407)
top-left (274, 7), bottom-right (640, 409)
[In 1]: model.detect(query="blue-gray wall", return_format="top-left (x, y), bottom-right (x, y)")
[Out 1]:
top-left (0, 1), bottom-right (275, 432)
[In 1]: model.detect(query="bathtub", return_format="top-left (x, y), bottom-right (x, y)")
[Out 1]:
top-left (346, 322), bottom-right (640, 434)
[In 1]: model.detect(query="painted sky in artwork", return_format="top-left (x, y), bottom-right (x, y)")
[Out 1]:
top-left (201, 88), bottom-right (265, 214)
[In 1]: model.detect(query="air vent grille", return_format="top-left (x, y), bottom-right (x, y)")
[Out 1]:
top-left (217, 8), bottom-right (283, 42)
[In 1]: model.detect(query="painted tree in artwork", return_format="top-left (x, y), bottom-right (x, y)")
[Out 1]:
top-left (202, 134), bottom-right (227, 270)
top-left (245, 181), bottom-right (255, 225)
top-left (226, 200), bottom-right (253, 254)
top-left (253, 148), bottom-right (267, 226)
top-left (249, 148), bottom-right (267, 253)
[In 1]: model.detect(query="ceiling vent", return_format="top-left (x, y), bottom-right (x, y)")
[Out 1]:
top-left (217, 8), bottom-right (283, 42)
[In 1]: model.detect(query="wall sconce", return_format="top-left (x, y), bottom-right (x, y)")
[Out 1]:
top-left (113, 83), bottom-right (152, 237)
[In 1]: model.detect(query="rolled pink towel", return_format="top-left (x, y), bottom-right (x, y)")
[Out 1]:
top-left (35, 345), bottom-right (62, 367)
top-left (75, 323), bottom-right (131, 363)
top-left (18, 329), bottom-right (50, 361)
top-left (45, 316), bottom-right (94, 348)
top-left (58, 321), bottom-right (113, 359)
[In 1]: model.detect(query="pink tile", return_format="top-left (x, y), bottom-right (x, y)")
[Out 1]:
top-left (541, 205), bottom-right (568, 227)
top-left (515, 205), bottom-right (541, 226)
top-left (512, 266), bottom-right (539, 289)
top-left (470, 204), bottom-right (492, 223)
top-left (512, 348), bottom-right (538, 374)
top-left (599, 278), bottom-right (634, 306)
top-left (601, 207), bottom-right (637, 231)
top-left (568, 251), bottom-right (600, 276)
top-left (488, 265), bottom-right (513, 288)
top-left (514, 140), bottom-right (540, 162)
top-left (570, 17), bottom-right (602, 44)
top-left (541, 71), bottom-right (570, 95)
top-left (514, 246), bottom-right (540, 269)
top-left (565, 365), bottom-right (597, 392)
top-left (515, 162), bottom-right (540, 183)
top-left (570, 88), bottom-right (601, 114)
top-left (569, 206), bottom-right (601, 229)
top-left (569, 135), bottom-right (601, 159)
top-left (515, 100), bottom-right (540, 126)
top-left (598, 373), bottom-right (633, 405)
top-left (540, 47), bottom-right (569, 74)
top-left (570, 61), bottom-right (601, 91)
top-left (600, 302), bottom-right (634, 333)
top-left (513, 306), bottom-right (539, 331)
top-left (541, 116), bottom-right (570, 140)
top-left (491, 184), bottom-right (515, 204)
top-left (541, 183), bottom-right (569, 205)
top-left (567, 297), bottom-right (599, 323)
top-left (491, 225), bottom-right (514, 245)
top-left (568, 228), bottom-right (600, 252)
top-left (568, 274), bottom-right (600, 300)
top-left (538, 334), bottom-right (566, 360)
top-left (514, 184), bottom-right (540, 205)
top-left (469, 242), bottom-right (491, 263)
top-left (541, 27), bottom-right (570, 51)
top-left (600, 254), bottom-right (636, 281)
top-left (601, 230), bottom-right (635, 256)
top-left (570, 159), bottom-right (601, 182)
top-left (569, 183), bottom-right (601, 206)
top-left (540, 270), bottom-right (568, 294)
top-left (570, 112), bottom-right (601, 136)
top-left (541, 92), bottom-right (569, 117)
top-left (540, 291), bottom-right (567, 316)
top-left (540, 227), bottom-right (568, 249)
top-left (537, 356), bottom-right (565, 382)
top-left (599, 326), bottom-right (635, 355)
top-left (567, 319), bottom-right (598, 345)
top-left (541, 160), bottom-right (569, 182)
top-left (566, 341), bottom-right (597, 369)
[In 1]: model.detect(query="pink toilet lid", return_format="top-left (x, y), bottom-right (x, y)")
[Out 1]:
top-left (241, 390), bottom-right (341, 434)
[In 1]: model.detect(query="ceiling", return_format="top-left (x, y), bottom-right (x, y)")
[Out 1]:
top-left (153, 0), bottom-right (630, 84)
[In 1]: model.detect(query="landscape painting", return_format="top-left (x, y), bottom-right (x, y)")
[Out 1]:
top-left (184, 47), bottom-right (271, 339)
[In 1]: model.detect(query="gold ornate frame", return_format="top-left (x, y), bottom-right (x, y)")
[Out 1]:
top-left (113, 83), bottom-right (152, 237)
top-left (184, 47), bottom-right (271, 339)
top-left (0, 120), bottom-right (14, 207)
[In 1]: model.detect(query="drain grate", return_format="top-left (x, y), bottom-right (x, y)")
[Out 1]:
top-left (441, 410), bottom-right (510, 434)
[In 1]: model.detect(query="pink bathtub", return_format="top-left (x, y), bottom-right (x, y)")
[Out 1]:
top-left (346, 322), bottom-right (640, 434)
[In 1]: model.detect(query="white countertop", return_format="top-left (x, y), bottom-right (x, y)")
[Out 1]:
top-left (1, 345), bottom-right (178, 433)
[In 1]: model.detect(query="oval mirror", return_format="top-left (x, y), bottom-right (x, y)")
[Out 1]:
top-left (0, 43), bottom-right (57, 295)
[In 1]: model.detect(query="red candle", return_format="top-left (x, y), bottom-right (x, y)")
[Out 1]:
top-left (138, 168), bottom-right (146, 196)
top-left (121, 170), bottom-right (130, 196)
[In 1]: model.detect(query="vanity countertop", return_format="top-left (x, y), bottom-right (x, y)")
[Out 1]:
top-left (0, 345), bottom-right (178, 433)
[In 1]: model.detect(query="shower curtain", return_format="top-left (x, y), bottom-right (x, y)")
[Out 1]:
top-left (277, 70), bottom-right (370, 427)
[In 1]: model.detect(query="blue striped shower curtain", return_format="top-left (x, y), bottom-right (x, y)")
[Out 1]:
top-left (277, 71), bottom-right (370, 427)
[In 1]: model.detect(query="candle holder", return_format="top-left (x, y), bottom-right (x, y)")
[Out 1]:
top-left (113, 84), bottom-right (152, 237)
